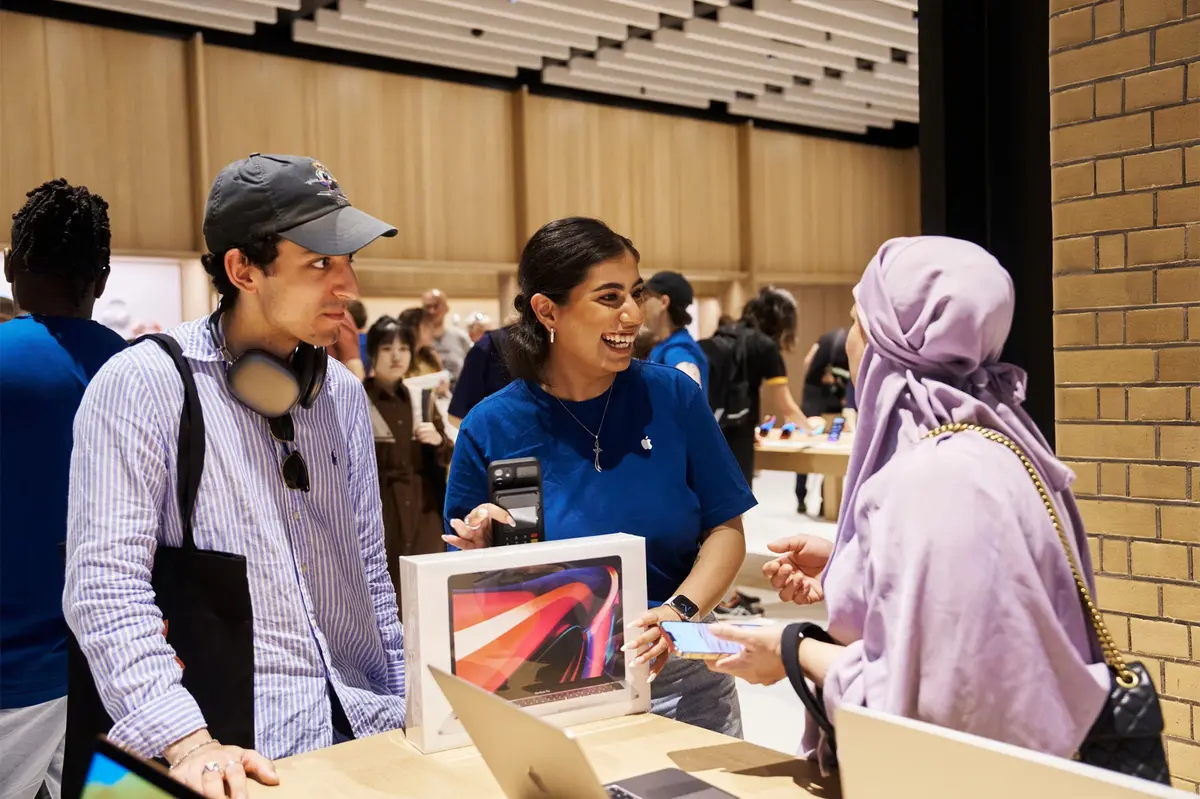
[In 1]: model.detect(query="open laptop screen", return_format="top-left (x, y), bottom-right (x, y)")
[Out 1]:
top-left (447, 556), bottom-right (625, 705)
top-left (81, 750), bottom-right (185, 799)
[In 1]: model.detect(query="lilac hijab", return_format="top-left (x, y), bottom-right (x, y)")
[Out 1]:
top-left (808, 236), bottom-right (1108, 764)
top-left (835, 235), bottom-right (1077, 551)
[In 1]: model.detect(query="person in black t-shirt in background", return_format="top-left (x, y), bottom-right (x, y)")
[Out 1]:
top-left (711, 287), bottom-right (811, 484)
top-left (704, 287), bottom-right (815, 618)
top-left (795, 328), bottom-right (852, 514)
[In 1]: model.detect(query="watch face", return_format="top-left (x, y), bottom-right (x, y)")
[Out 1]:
top-left (671, 595), bottom-right (699, 619)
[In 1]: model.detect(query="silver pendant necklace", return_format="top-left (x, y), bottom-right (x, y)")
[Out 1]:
top-left (554, 385), bottom-right (613, 472)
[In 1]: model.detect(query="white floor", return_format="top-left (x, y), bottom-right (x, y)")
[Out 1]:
top-left (731, 470), bottom-right (836, 756)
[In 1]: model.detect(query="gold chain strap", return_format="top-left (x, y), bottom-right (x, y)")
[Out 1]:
top-left (924, 423), bottom-right (1138, 689)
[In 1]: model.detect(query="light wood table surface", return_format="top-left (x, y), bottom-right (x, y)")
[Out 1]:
top-left (755, 436), bottom-right (853, 521)
top-left (754, 438), bottom-right (852, 477)
top-left (248, 713), bottom-right (841, 799)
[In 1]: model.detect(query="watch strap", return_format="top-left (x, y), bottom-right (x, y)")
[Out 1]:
top-left (663, 594), bottom-right (697, 621)
top-left (782, 622), bottom-right (837, 750)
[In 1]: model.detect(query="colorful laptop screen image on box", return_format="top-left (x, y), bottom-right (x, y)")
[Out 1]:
top-left (448, 556), bottom-right (625, 708)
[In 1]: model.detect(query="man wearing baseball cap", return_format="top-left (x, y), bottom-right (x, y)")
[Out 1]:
top-left (64, 155), bottom-right (405, 798)
top-left (642, 271), bottom-right (709, 394)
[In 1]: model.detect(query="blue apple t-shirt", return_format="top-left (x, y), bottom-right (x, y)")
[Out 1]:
top-left (648, 328), bottom-right (710, 398)
top-left (444, 359), bottom-right (756, 604)
top-left (1, 315), bottom-right (127, 709)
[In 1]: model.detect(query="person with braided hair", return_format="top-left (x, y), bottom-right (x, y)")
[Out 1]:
top-left (0, 178), bottom-right (127, 799)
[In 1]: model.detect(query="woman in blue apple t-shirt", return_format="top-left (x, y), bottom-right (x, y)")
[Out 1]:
top-left (442, 217), bottom-right (756, 738)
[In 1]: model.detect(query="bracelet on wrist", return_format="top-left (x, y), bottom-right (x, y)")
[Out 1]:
top-left (658, 604), bottom-right (685, 622)
top-left (167, 738), bottom-right (219, 770)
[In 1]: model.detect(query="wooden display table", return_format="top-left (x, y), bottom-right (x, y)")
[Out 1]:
top-left (754, 436), bottom-right (853, 521)
top-left (249, 713), bottom-right (840, 798)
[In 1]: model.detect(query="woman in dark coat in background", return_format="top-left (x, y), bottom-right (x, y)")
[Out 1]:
top-left (363, 317), bottom-right (453, 615)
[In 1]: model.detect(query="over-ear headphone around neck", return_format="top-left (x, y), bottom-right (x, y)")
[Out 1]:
top-left (208, 304), bottom-right (327, 418)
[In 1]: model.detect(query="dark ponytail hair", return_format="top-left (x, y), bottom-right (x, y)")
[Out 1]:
top-left (505, 217), bottom-right (640, 382)
top-left (741, 286), bottom-right (799, 351)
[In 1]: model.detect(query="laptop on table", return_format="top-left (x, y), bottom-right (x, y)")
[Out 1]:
top-left (76, 737), bottom-right (201, 799)
top-left (836, 704), bottom-right (1185, 799)
top-left (429, 665), bottom-right (735, 799)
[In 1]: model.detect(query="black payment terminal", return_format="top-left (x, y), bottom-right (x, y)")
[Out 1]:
top-left (488, 457), bottom-right (544, 546)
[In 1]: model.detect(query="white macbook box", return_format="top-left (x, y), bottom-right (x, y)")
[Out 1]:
top-left (399, 533), bottom-right (651, 754)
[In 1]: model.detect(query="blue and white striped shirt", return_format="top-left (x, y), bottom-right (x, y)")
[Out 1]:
top-left (63, 318), bottom-right (405, 760)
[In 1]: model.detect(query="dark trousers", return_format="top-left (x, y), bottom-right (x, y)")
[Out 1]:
top-left (330, 685), bottom-right (356, 743)
top-left (726, 428), bottom-right (756, 488)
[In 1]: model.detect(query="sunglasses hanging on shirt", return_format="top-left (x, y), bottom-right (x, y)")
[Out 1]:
top-left (269, 414), bottom-right (311, 492)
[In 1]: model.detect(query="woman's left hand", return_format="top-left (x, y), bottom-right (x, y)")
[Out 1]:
top-left (705, 623), bottom-right (787, 686)
top-left (414, 422), bottom-right (443, 447)
top-left (624, 607), bottom-right (680, 682)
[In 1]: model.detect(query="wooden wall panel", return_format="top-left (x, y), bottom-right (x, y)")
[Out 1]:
top-left (356, 267), bottom-right (505, 299)
top-left (522, 95), bottom-right (741, 273)
top-left (0, 12), bottom-right (54, 231)
top-left (204, 46), bottom-right (318, 172)
top-left (204, 47), bottom-right (516, 263)
top-left (750, 128), bottom-right (920, 279)
top-left (0, 12), bottom-right (195, 252)
top-left (2, 8), bottom-right (918, 327)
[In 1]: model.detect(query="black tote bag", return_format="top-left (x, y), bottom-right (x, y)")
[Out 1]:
top-left (63, 334), bottom-right (255, 797)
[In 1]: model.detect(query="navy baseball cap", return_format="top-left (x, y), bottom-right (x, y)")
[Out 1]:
top-left (645, 271), bottom-right (695, 309)
top-left (203, 154), bottom-right (397, 256)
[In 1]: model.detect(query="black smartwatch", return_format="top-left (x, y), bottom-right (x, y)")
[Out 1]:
top-left (662, 594), bottom-right (699, 621)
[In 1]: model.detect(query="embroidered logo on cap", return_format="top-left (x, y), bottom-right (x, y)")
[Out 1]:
top-left (307, 161), bottom-right (344, 199)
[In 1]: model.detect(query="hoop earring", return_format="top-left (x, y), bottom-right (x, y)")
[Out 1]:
top-left (549, 329), bottom-right (555, 345)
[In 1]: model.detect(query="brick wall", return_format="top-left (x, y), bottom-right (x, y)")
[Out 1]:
top-left (1049, 0), bottom-right (1200, 789)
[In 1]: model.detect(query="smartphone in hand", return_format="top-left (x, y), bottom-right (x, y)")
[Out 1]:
top-left (660, 621), bottom-right (743, 660)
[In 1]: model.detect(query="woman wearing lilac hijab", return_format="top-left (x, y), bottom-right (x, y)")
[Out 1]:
top-left (709, 236), bottom-right (1113, 761)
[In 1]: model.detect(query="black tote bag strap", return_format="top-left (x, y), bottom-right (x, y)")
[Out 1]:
top-left (783, 622), bottom-right (838, 752)
top-left (133, 333), bottom-right (205, 550)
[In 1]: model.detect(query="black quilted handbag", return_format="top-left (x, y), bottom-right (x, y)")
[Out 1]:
top-left (928, 424), bottom-right (1170, 785)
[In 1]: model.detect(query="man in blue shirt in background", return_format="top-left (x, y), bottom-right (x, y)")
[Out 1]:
top-left (446, 323), bottom-right (512, 426)
top-left (0, 179), bottom-right (127, 799)
top-left (642, 271), bottom-right (709, 393)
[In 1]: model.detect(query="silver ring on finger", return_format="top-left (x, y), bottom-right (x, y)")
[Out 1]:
top-left (203, 761), bottom-right (223, 774)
